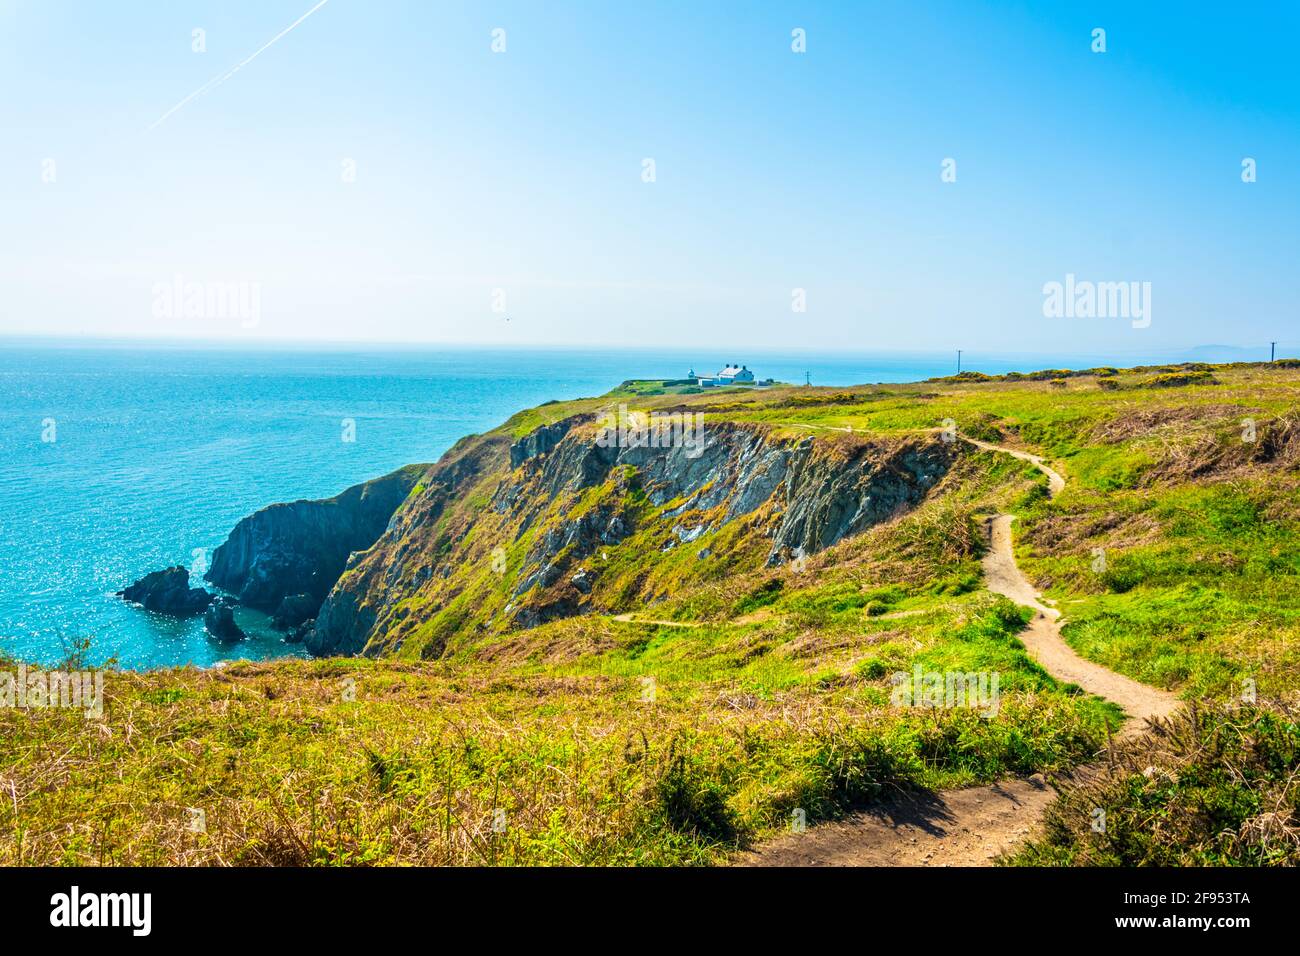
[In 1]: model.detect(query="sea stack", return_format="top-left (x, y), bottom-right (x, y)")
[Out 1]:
top-left (203, 599), bottom-right (246, 643)
top-left (117, 567), bottom-right (213, 616)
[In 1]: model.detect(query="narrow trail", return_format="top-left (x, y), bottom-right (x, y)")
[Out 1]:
top-left (983, 514), bottom-right (1176, 731)
top-left (962, 435), bottom-right (1066, 497)
top-left (741, 437), bottom-right (1177, 867)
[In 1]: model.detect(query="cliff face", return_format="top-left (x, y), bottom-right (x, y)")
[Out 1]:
top-left (204, 464), bottom-right (426, 621)
top-left (307, 414), bottom-right (956, 659)
top-left (307, 435), bottom-right (511, 656)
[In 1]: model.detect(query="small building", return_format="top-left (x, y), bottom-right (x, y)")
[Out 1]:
top-left (718, 364), bottom-right (755, 384)
top-left (692, 363), bottom-right (756, 387)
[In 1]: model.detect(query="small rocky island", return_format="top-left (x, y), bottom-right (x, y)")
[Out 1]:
top-left (116, 566), bottom-right (213, 615)
top-left (203, 598), bottom-right (245, 643)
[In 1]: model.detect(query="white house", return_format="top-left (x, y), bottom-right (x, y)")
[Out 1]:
top-left (693, 363), bottom-right (757, 387)
top-left (718, 364), bottom-right (755, 384)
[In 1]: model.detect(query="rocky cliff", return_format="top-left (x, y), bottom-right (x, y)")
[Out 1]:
top-left (204, 464), bottom-right (427, 626)
top-left (307, 435), bottom-right (510, 655)
top-left (306, 412), bottom-right (957, 659)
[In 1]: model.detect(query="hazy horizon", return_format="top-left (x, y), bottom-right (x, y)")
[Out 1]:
top-left (0, 331), bottom-right (1292, 364)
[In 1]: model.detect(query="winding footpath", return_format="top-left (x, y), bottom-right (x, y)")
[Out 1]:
top-left (741, 436), bottom-right (1177, 866)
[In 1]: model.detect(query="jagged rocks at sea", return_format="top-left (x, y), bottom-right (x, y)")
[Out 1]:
top-left (117, 567), bottom-right (213, 616)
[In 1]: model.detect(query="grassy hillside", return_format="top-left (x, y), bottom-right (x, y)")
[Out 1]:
top-left (3, 361), bottom-right (1299, 866)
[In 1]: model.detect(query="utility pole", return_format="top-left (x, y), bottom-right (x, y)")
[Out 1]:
top-left (1271, 342), bottom-right (1277, 362)
top-left (805, 370), bottom-right (811, 387)
top-left (957, 350), bottom-right (962, 374)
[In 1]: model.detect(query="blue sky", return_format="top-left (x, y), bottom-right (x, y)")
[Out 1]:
top-left (1, 0), bottom-right (1297, 354)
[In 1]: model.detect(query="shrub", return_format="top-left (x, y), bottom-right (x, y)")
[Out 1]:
top-left (732, 578), bottom-right (784, 617)
top-left (1011, 701), bottom-right (1300, 866)
top-left (651, 744), bottom-right (737, 843)
top-left (1138, 371), bottom-right (1216, 389)
top-left (855, 658), bottom-right (889, 679)
top-left (1100, 564), bottom-right (1144, 593)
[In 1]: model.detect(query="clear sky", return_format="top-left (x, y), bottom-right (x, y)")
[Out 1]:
top-left (1, 0), bottom-right (1297, 354)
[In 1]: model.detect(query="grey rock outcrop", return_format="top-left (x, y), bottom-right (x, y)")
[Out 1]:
top-left (765, 438), bottom-right (952, 564)
top-left (306, 415), bottom-right (957, 658)
top-left (509, 416), bottom-right (586, 468)
top-left (515, 421), bottom-right (955, 568)
top-left (117, 567), bottom-right (213, 616)
top-left (204, 599), bottom-right (245, 643)
top-left (270, 593), bottom-right (317, 631)
top-left (284, 619), bottom-right (314, 644)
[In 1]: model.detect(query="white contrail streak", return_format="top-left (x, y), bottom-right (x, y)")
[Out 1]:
top-left (147, 0), bottom-right (331, 132)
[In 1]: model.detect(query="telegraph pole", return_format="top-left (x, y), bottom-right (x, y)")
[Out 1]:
top-left (957, 350), bottom-right (962, 374)
top-left (1271, 342), bottom-right (1277, 362)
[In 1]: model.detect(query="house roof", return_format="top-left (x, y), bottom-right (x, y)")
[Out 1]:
top-left (719, 365), bottom-right (749, 377)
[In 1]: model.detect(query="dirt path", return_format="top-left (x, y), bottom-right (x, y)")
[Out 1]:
top-left (984, 514), bottom-right (1177, 731)
top-left (740, 777), bottom-right (1059, 866)
top-left (960, 435), bottom-right (1066, 496)
top-left (741, 437), bottom-right (1176, 866)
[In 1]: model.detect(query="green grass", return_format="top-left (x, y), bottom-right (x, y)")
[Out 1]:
top-left (1017, 477), bottom-right (1300, 700)
top-left (1, 609), bottom-right (1113, 865)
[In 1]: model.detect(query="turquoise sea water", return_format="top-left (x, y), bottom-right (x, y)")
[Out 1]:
top-left (0, 341), bottom-right (1205, 670)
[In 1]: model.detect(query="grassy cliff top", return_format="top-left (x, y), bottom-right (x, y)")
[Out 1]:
top-left (4, 360), bottom-right (1299, 866)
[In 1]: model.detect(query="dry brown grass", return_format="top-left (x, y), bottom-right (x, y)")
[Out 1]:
top-left (1088, 403), bottom-right (1254, 444)
top-left (1024, 506), bottom-right (1165, 557)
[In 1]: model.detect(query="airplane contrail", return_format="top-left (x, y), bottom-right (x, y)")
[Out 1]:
top-left (147, 0), bottom-right (331, 132)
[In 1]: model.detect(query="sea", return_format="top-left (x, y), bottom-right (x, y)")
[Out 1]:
top-left (0, 340), bottom-right (1232, 670)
